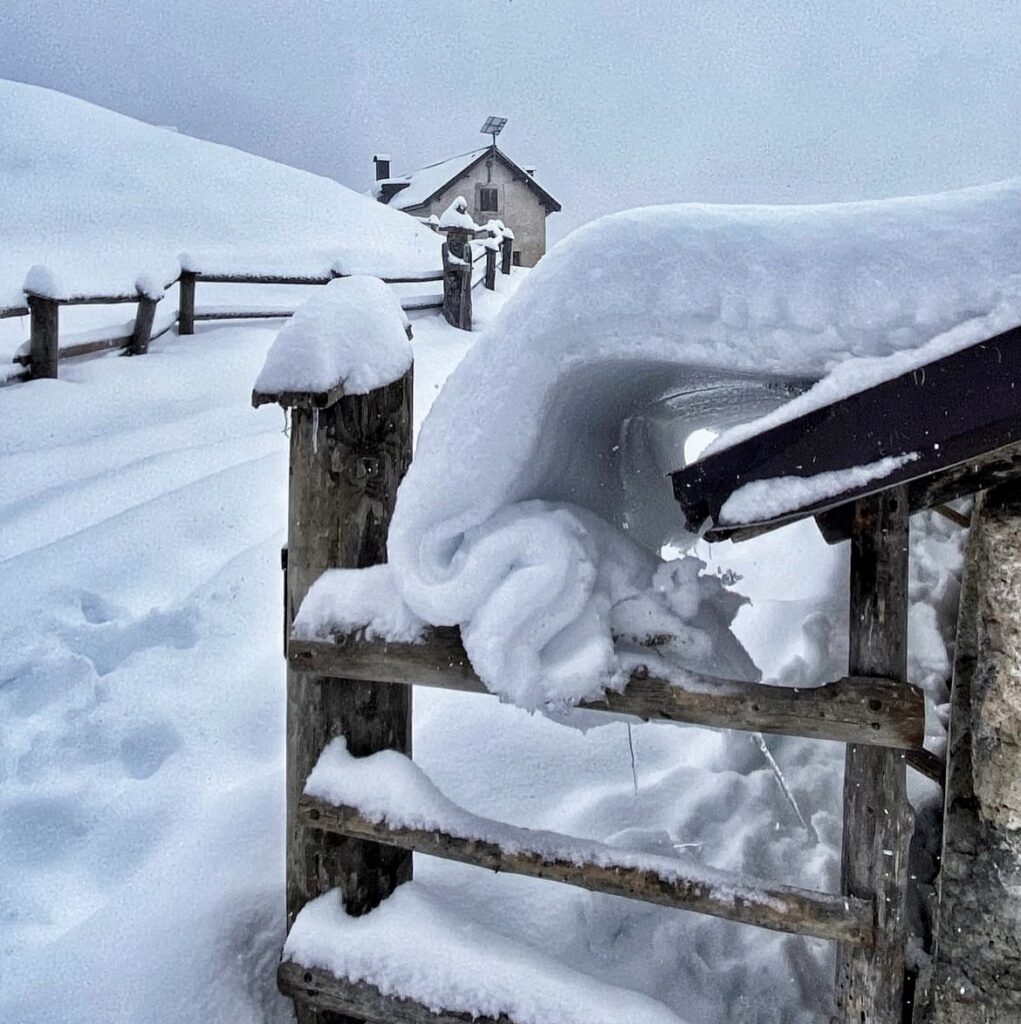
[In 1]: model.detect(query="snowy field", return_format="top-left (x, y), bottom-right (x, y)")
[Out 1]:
top-left (0, 282), bottom-right (959, 1024)
top-left (1, 77), bottom-right (1009, 1024)
top-left (0, 281), bottom-right (856, 1024)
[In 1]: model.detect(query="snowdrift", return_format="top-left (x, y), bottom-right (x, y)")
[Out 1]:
top-left (0, 79), bottom-right (438, 310)
top-left (376, 180), bottom-right (1021, 707)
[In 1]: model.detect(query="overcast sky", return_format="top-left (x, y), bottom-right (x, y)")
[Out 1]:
top-left (2, 1), bottom-right (1019, 243)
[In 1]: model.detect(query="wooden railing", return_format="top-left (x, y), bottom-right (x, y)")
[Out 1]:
top-left (1, 227), bottom-right (510, 387)
top-left (253, 323), bottom-right (997, 1024)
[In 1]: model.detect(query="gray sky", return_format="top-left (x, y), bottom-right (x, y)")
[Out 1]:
top-left (2, 0), bottom-right (1019, 243)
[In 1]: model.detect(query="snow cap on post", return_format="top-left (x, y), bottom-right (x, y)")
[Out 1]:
top-left (252, 275), bottom-right (412, 410)
top-left (438, 196), bottom-right (477, 232)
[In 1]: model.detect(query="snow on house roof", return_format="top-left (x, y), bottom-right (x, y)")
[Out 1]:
top-left (386, 146), bottom-right (561, 214)
top-left (387, 148), bottom-right (489, 210)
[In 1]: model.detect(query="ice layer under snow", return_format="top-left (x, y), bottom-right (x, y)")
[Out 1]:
top-left (307, 179), bottom-right (1020, 709)
top-left (253, 277), bottom-right (412, 397)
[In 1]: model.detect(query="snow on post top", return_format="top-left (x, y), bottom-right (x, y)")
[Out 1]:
top-left (438, 196), bottom-right (477, 232)
top-left (252, 276), bottom-right (412, 408)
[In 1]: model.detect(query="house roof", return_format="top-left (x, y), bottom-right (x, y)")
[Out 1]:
top-left (379, 145), bottom-right (561, 215)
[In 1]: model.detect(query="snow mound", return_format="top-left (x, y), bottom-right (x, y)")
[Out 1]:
top-left (285, 885), bottom-right (688, 1024)
top-left (254, 276), bottom-right (412, 397)
top-left (438, 196), bottom-right (478, 232)
top-left (0, 79), bottom-right (438, 309)
top-left (376, 180), bottom-right (1020, 706)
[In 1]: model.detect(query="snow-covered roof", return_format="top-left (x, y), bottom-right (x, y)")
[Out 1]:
top-left (383, 146), bottom-right (561, 214)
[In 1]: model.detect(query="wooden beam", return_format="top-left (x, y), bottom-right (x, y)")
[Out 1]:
top-left (713, 439), bottom-right (1021, 545)
top-left (278, 962), bottom-right (516, 1024)
top-left (835, 488), bottom-right (913, 1023)
top-left (676, 325), bottom-right (1021, 538)
top-left (484, 246), bottom-right (497, 290)
top-left (195, 272), bottom-right (332, 285)
top-left (282, 369), bottom-right (415, 945)
top-left (129, 294), bottom-right (159, 356)
top-left (288, 628), bottom-right (926, 751)
top-left (27, 294), bottom-right (59, 379)
top-left (298, 795), bottom-right (873, 945)
top-left (193, 308), bottom-right (295, 321)
top-left (252, 383), bottom-right (346, 412)
top-left (177, 271), bottom-right (196, 335)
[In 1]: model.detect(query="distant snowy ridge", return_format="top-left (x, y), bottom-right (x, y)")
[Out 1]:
top-left (377, 179), bottom-right (1020, 707)
top-left (0, 79), bottom-right (438, 313)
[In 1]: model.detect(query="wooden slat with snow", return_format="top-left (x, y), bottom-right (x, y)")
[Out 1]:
top-left (278, 962), bottom-right (514, 1024)
top-left (288, 627), bottom-right (925, 751)
top-left (673, 325), bottom-right (1021, 541)
top-left (297, 794), bottom-right (873, 945)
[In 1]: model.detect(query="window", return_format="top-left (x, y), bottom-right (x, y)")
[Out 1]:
top-left (512, 250), bottom-right (522, 266)
top-left (479, 186), bottom-right (499, 212)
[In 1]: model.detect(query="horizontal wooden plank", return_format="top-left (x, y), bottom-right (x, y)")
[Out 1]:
top-left (194, 308), bottom-right (295, 321)
top-left (728, 439), bottom-right (1021, 545)
top-left (193, 272), bottom-right (332, 285)
top-left (299, 794), bottom-right (873, 944)
top-left (278, 962), bottom-right (515, 1024)
top-left (24, 290), bottom-right (145, 306)
top-left (401, 296), bottom-right (444, 311)
top-left (676, 325), bottom-right (1021, 538)
top-left (252, 382), bottom-right (346, 411)
top-left (60, 335), bottom-right (131, 359)
top-left (0, 368), bottom-right (30, 389)
top-left (0, 306), bottom-right (28, 319)
top-left (288, 627), bottom-right (925, 750)
top-left (192, 270), bottom-right (443, 285)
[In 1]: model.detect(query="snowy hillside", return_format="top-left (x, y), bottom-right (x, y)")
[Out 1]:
top-left (2, 81), bottom-right (1017, 1024)
top-left (0, 78), bottom-right (438, 310)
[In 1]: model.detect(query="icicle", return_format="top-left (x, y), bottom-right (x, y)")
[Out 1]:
top-left (753, 733), bottom-right (819, 844)
top-left (312, 406), bottom-right (319, 455)
top-left (627, 724), bottom-right (639, 796)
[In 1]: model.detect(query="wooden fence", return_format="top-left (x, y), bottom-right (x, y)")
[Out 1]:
top-left (254, 315), bottom-right (1021, 1024)
top-left (0, 227), bottom-right (512, 387)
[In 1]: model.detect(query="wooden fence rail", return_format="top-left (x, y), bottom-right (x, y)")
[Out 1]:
top-left (1, 226), bottom-right (510, 386)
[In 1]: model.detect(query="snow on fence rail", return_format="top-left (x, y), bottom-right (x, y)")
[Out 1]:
top-left (0, 218), bottom-right (511, 387)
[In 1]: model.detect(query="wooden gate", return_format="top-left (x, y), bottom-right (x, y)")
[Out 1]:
top-left (255, 323), bottom-right (1021, 1024)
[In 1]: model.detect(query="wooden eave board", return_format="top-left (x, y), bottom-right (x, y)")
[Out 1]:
top-left (672, 325), bottom-right (1021, 537)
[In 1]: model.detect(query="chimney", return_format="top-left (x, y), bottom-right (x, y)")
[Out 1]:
top-left (373, 153), bottom-right (392, 181)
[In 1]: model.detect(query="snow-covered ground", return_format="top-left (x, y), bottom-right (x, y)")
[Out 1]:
top-left (1, 79), bottom-right (1002, 1024)
top-left (0, 277), bottom-right (843, 1024)
top-left (0, 78), bottom-right (441, 368)
top-left (0, 284), bottom-right (960, 1024)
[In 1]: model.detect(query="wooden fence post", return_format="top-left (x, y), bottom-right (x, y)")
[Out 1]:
top-left (441, 228), bottom-right (472, 331)
top-left (281, 372), bottom-right (414, 939)
top-left (500, 234), bottom-right (512, 275)
top-left (129, 293), bottom-right (159, 356)
top-left (178, 271), bottom-right (196, 335)
top-left (27, 294), bottom-right (59, 380)
top-left (484, 244), bottom-right (497, 290)
top-left (931, 484), bottom-right (1021, 1023)
top-left (835, 487), bottom-right (914, 1024)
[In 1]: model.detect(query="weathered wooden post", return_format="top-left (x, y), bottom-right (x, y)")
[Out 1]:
top-left (252, 278), bottom-right (414, 1024)
top-left (931, 483), bottom-right (1021, 1023)
top-left (178, 270), bottom-right (196, 335)
top-left (440, 197), bottom-right (474, 331)
top-left (129, 291), bottom-right (159, 356)
top-left (835, 487), bottom-right (914, 1024)
top-left (484, 240), bottom-right (498, 290)
top-left (27, 294), bottom-right (59, 380)
top-left (500, 230), bottom-right (514, 275)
